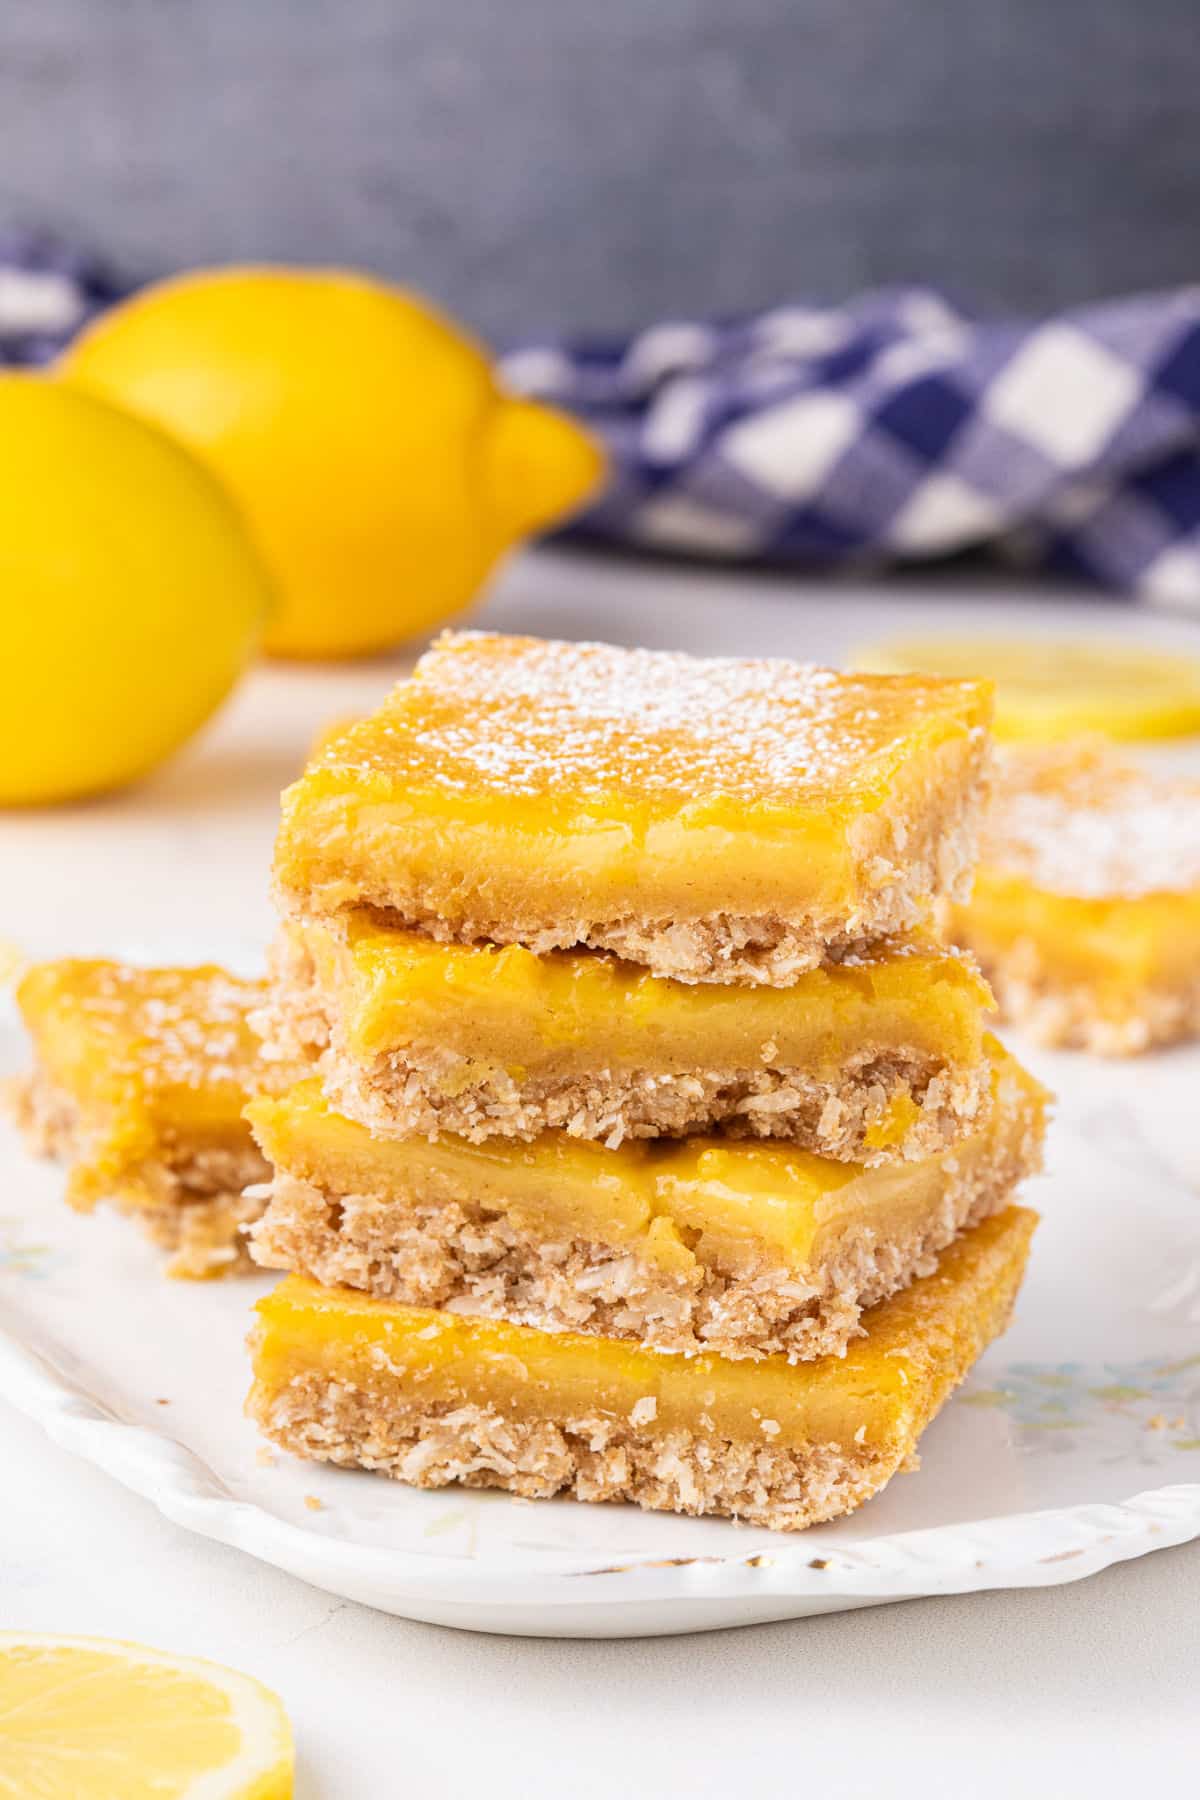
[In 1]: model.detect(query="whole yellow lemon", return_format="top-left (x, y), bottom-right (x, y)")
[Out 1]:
top-left (0, 374), bottom-right (270, 805)
top-left (60, 266), bottom-right (605, 659)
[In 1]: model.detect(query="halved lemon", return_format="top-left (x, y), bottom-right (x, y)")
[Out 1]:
top-left (0, 1634), bottom-right (293, 1798)
top-left (857, 635), bottom-right (1200, 741)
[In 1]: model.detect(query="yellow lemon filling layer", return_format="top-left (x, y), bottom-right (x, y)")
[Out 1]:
top-left (290, 909), bottom-right (993, 1081)
top-left (251, 1206), bottom-right (1037, 1456)
top-left (248, 1039), bottom-right (1043, 1281)
top-left (955, 876), bottom-right (1200, 999)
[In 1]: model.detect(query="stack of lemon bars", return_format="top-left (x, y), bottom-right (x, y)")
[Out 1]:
top-left (240, 631), bottom-right (1045, 1532)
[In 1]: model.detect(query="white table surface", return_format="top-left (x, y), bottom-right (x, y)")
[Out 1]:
top-left (2, 548), bottom-right (1197, 1796)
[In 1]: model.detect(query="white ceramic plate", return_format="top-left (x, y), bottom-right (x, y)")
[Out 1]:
top-left (1, 972), bottom-right (1198, 1638)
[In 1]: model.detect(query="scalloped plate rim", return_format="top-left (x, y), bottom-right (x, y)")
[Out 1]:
top-left (3, 1322), bottom-right (1197, 1615)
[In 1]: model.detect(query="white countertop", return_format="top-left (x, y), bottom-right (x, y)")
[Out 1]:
top-left (2, 549), bottom-right (1197, 1796)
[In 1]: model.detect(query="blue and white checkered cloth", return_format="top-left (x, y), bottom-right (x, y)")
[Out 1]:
top-left (0, 228), bottom-right (125, 365)
top-left (4, 226), bottom-right (1200, 611)
top-left (503, 288), bottom-right (1200, 612)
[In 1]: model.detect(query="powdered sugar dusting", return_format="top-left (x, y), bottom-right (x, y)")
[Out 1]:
top-left (21, 960), bottom-right (289, 1097)
top-left (327, 631), bottom-right (987, 807)
top-left (984, 744), bottom-right (1200, 899)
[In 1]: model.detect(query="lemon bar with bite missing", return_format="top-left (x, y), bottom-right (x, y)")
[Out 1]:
top-left (945, 741), bottom-right (1200, 1054)
top-left (259, 911), bottom-right (995, 1158)
top-left (8, 959), bottom-right (303, 1276)
top-left (248, 1205), bottom-right (1037, 1532)
top-left (273, 632), bottom-right (992, 986)
top-left (247, 1037), bottom-right (1044, 1361)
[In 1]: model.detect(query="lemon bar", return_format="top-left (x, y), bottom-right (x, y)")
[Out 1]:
top-left (273, 632), bottom-right (993, 985)
top-left (260, 911), bottom-right (995, 1158)
top-left (248, 1205), bottom-right (1037, 1532)
top-left (945, 742), bottom-right (1200, 1054)
top-left (8, 959), bottom-right (303, 1276)
top-left (247, 1039), bottom-right (1044, 1360)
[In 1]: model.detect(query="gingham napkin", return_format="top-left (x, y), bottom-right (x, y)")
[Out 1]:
top-left (502, 288), bottom-right (1200, 612)
top-left (0, 228), bottom-right (124, 365)
top-left (4, 227), bottom-right (1199, 611)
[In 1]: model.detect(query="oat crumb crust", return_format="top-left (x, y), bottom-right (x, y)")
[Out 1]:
top-left (248, 1378), bottom-right (885, 1532)
top-left (6, 1071), bottom-right (268, 1277)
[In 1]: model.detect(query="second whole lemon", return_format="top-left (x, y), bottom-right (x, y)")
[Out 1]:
top-left (60, 266), bottom-right (605, 659)
top-left (0, 374), bottom-right (270, 806)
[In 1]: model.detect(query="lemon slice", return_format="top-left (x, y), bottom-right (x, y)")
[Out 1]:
top-left (0, 1634), bottom-right (293, 1798)
top-left (857, 636), bottom-right (1200, 741)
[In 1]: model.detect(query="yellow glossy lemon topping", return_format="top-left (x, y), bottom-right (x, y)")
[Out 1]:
top-left (252, 1206), bottom-right (1037, 1455)
top-left (248, 1040), bottom-right (1043, 1278)
top-left (292, 910), bottom-right (993, 1077)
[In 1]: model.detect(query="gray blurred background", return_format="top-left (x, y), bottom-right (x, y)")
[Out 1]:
top-left (1, 0), bottom-right (1197, 342)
